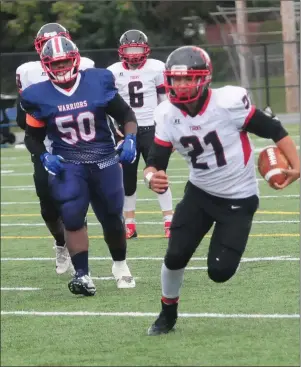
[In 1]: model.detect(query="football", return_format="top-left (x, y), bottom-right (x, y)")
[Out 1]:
top-left (258, 146), bottom-right (289, 185)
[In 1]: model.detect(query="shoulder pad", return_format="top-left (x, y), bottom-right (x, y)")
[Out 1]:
top-left (214, 85), bottom-right (249, 109)
top-left (79, 57), bottom-right (95, 70)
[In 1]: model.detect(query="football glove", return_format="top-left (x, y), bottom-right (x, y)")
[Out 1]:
top-left (117, 133), bottom-right (137, 164)
top-left (40, 152), bottom-right (65, 176)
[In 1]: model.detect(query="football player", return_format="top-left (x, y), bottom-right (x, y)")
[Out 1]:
top-left (21, 36), bottom-right (137, 295)
top-left (143, 46), bottom-right (300, 335)
top-left (107, 30), bottom-right (173, 239)
top-left (15, 23), bottom-right (95, 275)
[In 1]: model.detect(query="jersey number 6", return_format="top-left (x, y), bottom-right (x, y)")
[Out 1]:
top-left (128, 81), bottom-right (144, 107)
top-left (180, 131), bottom-right (227, 169)
top-left (55, 112), bottom-right (96, 145)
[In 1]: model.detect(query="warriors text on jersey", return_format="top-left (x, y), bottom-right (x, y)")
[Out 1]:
top-left (154, 86), bottom-right (259, 199)
top-left (21, 68), bottom-right (119, 168)
top-left (16, 57), bottom-right (95, 92)
top-left (107, 59), bottom-right (165, 127)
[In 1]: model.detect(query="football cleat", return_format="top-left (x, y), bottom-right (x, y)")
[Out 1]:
top-left (147, 301), bottom-right (178, 336)
top-left (164, 221), bottom-right (171, 238)
top-left (126, 223), bottom-right (137, 239)
top-left (68, 271), bottom-right (96, 296)
top-left (54, 244), bottom-right (73, 275)
top-left (112, 262), bottom-right (136, 289)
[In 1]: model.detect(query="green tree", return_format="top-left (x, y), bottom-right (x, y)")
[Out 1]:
top-left (1, 0), bottom-right (83, 52)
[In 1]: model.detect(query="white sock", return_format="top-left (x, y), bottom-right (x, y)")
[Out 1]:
top-left (112, 260), bottom-right (131, 275)
top-left (124, 192), bottom-right (136, 212)
top-left (125, 217), bottom-right (136, 225)
top-left (161, 263), bottom-right (184, 299)
top-left (157, 187), bottom-right (173, 212)
top-left (163, 215), bottom-right (173, 223)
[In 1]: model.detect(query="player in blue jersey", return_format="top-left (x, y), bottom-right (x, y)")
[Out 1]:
top-left (21, 36), bottom-right (138, 296)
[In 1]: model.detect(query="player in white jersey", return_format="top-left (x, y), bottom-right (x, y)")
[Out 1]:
top-left (143, 46), bottom-right (300, 335)
top-left (15, 23), bottom-right (94, 275)
top-left (107, 30), bottom-right (173, 239)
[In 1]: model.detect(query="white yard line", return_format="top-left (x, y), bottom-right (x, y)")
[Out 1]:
top-left (1, 195), bottom-right (299, 206)
top-left (1, 287), bottom-right (40, 291)
top-left (1, 256), bottom-right (299, 262)
top-left (1, 310), bottom-right (299, 318)
top-left (1, 220), bottom-right (299, 227)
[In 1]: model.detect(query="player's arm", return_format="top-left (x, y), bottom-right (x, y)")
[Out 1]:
top-left (244, 108), bottom-right (300, 187)
top-left (16, 94), bottom-right (27, 130)
top-left (143, 105), bottom-right (173, 193)
top-left (144, 139), bottom-right (172, 193)
top-left (15, 69), bottom-right (27, 130)
top-left (105, 93), bottom-right (137, 135)
top-left (24, 114), bottom-right (47, 156)
top-left (155, 63), bottom-right (167, 105)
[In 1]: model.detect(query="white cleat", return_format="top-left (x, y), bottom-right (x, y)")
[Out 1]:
top-left (54, 244), bottom-right (73, 275)
top-left (112, 261), bottom-right (136, 289)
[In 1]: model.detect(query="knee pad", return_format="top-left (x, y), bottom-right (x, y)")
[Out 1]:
top-left (207, 245), bottom-right (241, 283)
top-left (40, 197), bottom-right (60, 222)
top-left (102, 214), bottom-right (125, 245)
top-left (124, 177), bottom-right (137, 197)
top-left (61, 201), bottom-right (86, 232)
top-left (164, 245), bottom-right (192, 270)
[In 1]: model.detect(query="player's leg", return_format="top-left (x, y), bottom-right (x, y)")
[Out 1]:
top-left (122, 140), bottom-right (141, 239)
top-left (140, 126), bottom-right (173, 237)
top-left (31, 155), bottom-right (70, 274)
top-left (89, 163), bottom-right (135, 288)
top-left (148, 182), bottom-right (214, 335)
top-left (207, 195), bottom-right (259, 283)
top-left (49, 163), bottom-right (95, 296)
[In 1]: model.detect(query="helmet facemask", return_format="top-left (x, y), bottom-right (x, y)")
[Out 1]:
top-left (164, 67), bottom-right (211, 104)
top-left (118, 43), bottom-right (150, 67)
top-left (41, 51), bottom-right (80, 84)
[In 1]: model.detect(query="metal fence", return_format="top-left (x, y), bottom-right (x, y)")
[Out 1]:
top-left (0, 41), bottom-right (299, 112)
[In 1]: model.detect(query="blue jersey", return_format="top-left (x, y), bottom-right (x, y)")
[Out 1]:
top-left (21, 68), bottom-right (119, 166)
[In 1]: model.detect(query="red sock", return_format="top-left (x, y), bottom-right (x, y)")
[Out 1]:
top-left (161, 296), bottom-right (179, 305)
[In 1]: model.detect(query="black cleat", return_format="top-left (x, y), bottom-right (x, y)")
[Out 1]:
top-left (68, 271), bottom-right (96, 296)
top-left (147, 301), bottom-right (178, 336)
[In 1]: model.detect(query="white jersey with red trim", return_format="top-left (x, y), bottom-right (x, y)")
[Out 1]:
top-left (107, 58), bottom-right (165, 127)
top-left (154, 86), bottom-right (259, 199)
top-left (16, 57), bottom-right (95, 93)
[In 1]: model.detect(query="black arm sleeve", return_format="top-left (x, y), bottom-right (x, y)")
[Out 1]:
top-left (24, 124), bottom-right (47, 157)
top-left (16, 94), bottom-right (26, 130)
top-left (146, 141), bottom-right (172, 172)
top-left (244, 109), bottom-right (288, 142)
top-left (105, 93), bottom-right (137, 126)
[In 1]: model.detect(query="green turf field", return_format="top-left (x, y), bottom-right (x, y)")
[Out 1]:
top-left (1, 125), bottom-right (300, 366)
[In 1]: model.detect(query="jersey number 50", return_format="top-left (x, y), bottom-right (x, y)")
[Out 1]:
top-left (55, 112), bottom-right (96, 145)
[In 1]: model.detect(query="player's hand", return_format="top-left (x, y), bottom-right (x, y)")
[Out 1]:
top-left (272, 168), bottom-right (300, 190)
top-left (149, 170), bottom-right (169, 193)
top-left (40, 152), bottom-right (65, 176)
top-left (117, 134), bottom-right (137, 164)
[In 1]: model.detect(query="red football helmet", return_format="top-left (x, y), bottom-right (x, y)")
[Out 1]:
top-left (40, 36), bottom-right (80, 84)
top-left (34, 23), bottom-right (71, 54)
top-left (164, 46), bottom-right (212, 104)
top-left (118, 29), bottom-right (150, 68)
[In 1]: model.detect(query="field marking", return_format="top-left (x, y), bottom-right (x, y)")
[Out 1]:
top-left (0, 233), bottom-right (299, 240)
top-left (1, 220), bottom-right (299, 228)
top-left (1, 178), bottom-right (273, 190)
top-left (1, 311), bottom-right (299, 319)
top-left (1, 194), bottom-right (299, 206)
top-left (1, 210), bottom-right (299, 218)
top-left (1, 256), bottom-right (299, 262)
top-left (1, 287), bottom-right (40, 291)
